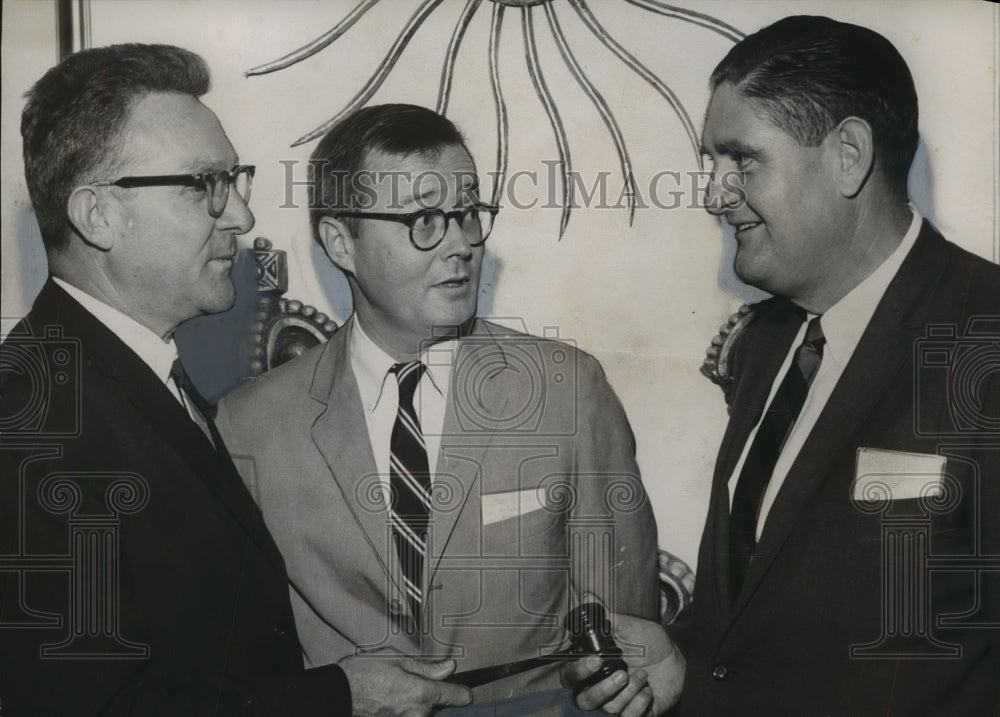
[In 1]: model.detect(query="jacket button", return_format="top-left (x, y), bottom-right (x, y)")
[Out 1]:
top-left (712, 664), bottom-right (728, 680)
top-left (273, 626), bottom-right (287, 638)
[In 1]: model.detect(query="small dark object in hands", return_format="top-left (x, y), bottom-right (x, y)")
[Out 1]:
top-left (449, 602), bottom-right (627, 689)
top-left (565, 602), bottom-right (628, 690)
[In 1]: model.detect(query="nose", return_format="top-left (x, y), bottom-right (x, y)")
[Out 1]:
top-left (703, 170), bottom-right (743, 216)
top-left (438, 214), bottom-right (474, 260)
top-left (219, 190), bottom-right (255, 234)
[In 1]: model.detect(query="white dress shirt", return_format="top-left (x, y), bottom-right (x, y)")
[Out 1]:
top-left (728, 207), bottom-right (924, 539)
top-left (349, 317), bottom-right (454, 498)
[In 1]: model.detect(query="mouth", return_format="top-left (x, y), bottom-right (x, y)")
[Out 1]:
top-left (435, 276), bottom-right (471, 289)
top-left (208, 253), bottom-right (236, 271)
top-left (210, 242), bottom-right (237, 264)
top-left (731, 220), bottom-right (762, 238)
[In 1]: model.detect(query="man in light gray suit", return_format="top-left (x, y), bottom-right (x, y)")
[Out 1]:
top-left (216, 104), bottom-right (660, 714)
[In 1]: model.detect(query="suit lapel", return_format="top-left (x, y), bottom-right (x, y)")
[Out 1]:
top-left (309, 320), bottom-right (403, 595)
top-left (730, 224), bottom-right (947, 618)
top-left (28, 281), bottom-right (288, 573)
top-left (428, 321), bottom-right (507, 583)
top-left (711, 301), bottom-right (803, 608)
top-left (716, 301), bottom-right (804, 484)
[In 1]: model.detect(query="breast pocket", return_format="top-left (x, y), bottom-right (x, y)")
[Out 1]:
top-left (482, 505), bottom-right (563, 552)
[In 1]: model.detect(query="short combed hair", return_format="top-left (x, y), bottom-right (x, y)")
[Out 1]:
top-left (710, 15), bottom-right (918, 186)
top-left (308, 104), bottom-right (467, 242)
top-left (21, 44), bottom-right (211, 251)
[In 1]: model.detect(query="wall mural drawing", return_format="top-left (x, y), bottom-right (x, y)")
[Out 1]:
top-left (245, 0), bottom-right (743, 237)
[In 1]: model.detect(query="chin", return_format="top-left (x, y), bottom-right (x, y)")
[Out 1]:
top-left (734, 255), bottom-right (773, 293)
top-left (202, 288), bottom-right (236, 315)
top-left (436, 303), bottom-right (477, 326)
top-left (733, 258), bottom-right (756, 287)
top-left (423, 312), bottom-right (474, 337)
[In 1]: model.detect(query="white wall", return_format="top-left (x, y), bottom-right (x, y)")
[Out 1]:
top-left (1, 0), bottom-right (57, 331)
top-left (2, 0), bottom-right (997, 566)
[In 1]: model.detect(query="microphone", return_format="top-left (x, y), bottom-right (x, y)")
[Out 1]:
top-left (449, 602), bottom-right (628, 688)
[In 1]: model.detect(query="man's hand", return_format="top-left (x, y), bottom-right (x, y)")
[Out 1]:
top-left (562, 613), bottom-right (685, 716)
top-left (338, 655), bottom-right (473, 717)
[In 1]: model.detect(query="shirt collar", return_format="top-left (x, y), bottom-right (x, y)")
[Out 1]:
top-left (421, 336), bottom-right (457, 400)
top-left (819, 206), bottom-right (922, 367)
top-left (349, 316), bottom-right (397, 414)
top-left (349, 316), bottom-right (453, 414)
top-left (53, 277), bottom-right (179, 385)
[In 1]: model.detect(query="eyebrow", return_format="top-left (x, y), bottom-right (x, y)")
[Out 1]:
top-left (701, 139), bottom-right (759, 159)
top-left (402, 177), bottom-right (481, 208)
top-left (181, 157), bottom-right (239, 173)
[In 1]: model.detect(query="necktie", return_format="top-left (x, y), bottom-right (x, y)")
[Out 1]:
top-left (729, 315), bottom-right (825, 598)
top-left (170, 358), bottom-right (221, 451)
top-left (388, 361), bottom-right (431, 631)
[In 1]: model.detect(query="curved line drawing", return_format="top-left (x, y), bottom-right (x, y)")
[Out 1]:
top-left (523, 5), bottom-right (573, 238)
top-left (291, 0), bottom-right (445, 146)
top-left (246, 0), bottom-right (742, 235)
top-left (245, 0), bottom-right (383, 76)
top-left (568, 0), bottom-right (701, 166)
top-left (436, 0), bottom-right (483, 115)
top-left (543, 1), bottom-right (637, 225)
top-left (625, 0), bottom-right (745, 42)
top-left (488, 2), bottom-right (509, 207)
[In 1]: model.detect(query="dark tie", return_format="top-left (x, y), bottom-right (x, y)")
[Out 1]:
top-left (170, 358), bottom-right (221, 451)
top-left (388, 361), bottom-right (431, 630)
top-left (729, 315), bottom-right (825, 598)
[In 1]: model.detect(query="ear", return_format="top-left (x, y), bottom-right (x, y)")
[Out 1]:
top-left (317, 216), bottom-right (356, 275)
top-left (830, 117), bottom-right (874, 198)
top-left (66, 185), bottom-right (115, 251)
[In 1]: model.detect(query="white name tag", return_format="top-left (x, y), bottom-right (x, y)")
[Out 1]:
top-left (481, 488), bottom-right (547, 525)
top-left (852, 447), bottom-right (945, 501)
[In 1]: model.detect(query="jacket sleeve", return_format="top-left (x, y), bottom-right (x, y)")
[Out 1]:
top-left (568, 350), bottom-right (660, 621)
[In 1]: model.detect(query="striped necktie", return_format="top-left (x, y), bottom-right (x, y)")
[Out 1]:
top-left (388, 361), bottom-right (431, 630)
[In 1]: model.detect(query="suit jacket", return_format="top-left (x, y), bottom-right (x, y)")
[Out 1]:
top-left (674, 223), bottom-right (1000, 715)
top-left (216, 318), bottom-right (660, 704)
top-left (0, 281), bottom-right (349, 716)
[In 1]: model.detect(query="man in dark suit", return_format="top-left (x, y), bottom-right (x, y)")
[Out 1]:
top-left (215, 104), bottom-right (666, 715)
top-left (0, 44), bottom-right (471, 716)
top-left (573, 14), bottom-right (999, 717)
top-left (674, 15), bottom-right (999, 716)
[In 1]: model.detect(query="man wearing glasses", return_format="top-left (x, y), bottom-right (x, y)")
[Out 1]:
top-left (216, 104), bottom-right (660, 714)
top-left (1, 47), bottom-right (472, 716)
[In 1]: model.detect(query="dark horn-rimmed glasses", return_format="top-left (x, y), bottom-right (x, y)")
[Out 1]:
top-left (91, 164), bottom-right (255, 218)
top-left (334, 204), bottom-right (499, 251)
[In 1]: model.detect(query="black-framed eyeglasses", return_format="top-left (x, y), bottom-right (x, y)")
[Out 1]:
top-left (335, 204), bottom-right (499, 251)
top-left (92, 164), bottom-right (255, 218)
